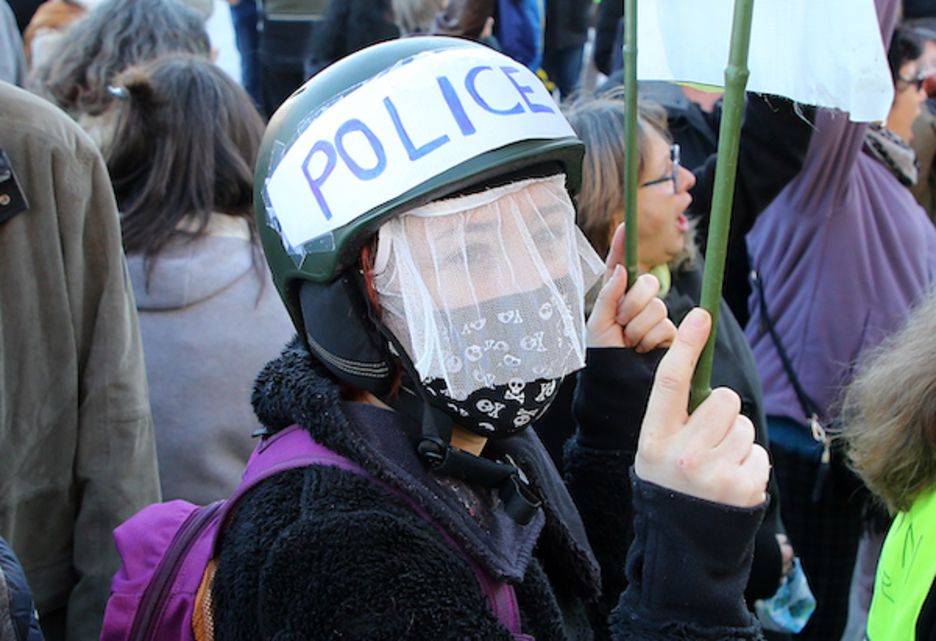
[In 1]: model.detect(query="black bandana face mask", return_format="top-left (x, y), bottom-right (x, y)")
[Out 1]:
top-left (418, 284), bottom-right (572, 438)
top-left (423, 376), bottom-right (563, 438)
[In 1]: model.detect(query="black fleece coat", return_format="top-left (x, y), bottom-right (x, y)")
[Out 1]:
top-left (537, 275), bottom-right (783, 604)
top-left (666, 266), bottom-right (784, 603)
top-left (213, 339), bottom-right (601, 641)
top-left (212, 339), bottom-right (766, 639)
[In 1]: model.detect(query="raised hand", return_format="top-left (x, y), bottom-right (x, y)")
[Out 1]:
top-left (634, 308), bottom-right (770, 508)
top-left (586, 222), bottom-right (676, 351)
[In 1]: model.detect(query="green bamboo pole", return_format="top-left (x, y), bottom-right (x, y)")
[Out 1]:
top-left (689, 0), bottom-right (755, 411)
top-left (623, 0), bottom-right (638, 288)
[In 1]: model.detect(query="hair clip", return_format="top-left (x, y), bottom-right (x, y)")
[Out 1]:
top-left (108, 85), bottom-right (128, 98)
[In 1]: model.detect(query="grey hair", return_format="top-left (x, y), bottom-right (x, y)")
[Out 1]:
top-left (561, 89), bottom-right (696, 268)
top-left (391, 0), bottom-right (444, 34)
top-left (840, 287), bottom-right (936, 513)
top-left (28, 0), bottom-right (210, 117)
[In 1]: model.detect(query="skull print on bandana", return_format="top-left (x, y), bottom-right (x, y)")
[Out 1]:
top-left (421, 284), bottom-right (571, 437)
top-left (372, 174), bottom-right (604, 438)
top-left (423, 376), bottom-right (562, 438)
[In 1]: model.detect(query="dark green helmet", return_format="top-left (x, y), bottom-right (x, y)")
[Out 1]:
top-left (256, 37), bottom-right (582, 522)
top-left (256, 35), bottom-right (583, 393)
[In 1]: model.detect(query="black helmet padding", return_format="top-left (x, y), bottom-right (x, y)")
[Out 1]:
top-left (299, 274), bottom-right (398, 395)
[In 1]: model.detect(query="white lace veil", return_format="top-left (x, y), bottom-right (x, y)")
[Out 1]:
top-left (372, 174), bottom-right (604, 401)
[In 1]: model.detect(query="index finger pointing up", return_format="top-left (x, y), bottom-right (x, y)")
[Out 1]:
top-left (642, 308), bottom-right (712, 440)
top-left (603, 222), bottom-right (627, 285)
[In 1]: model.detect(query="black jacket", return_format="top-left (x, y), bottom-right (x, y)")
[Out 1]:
top-left (666, 265), bottom-right (784, 602)
top-left (595, 82), bottom-right (816, 325)
top-left (667, 88), bottom-right (815, 327)
top-left (213, 339), bottom-right (766, 639)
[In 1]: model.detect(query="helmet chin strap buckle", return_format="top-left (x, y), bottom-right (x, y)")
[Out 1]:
top-left (417, 436), bottom-right (449, 468)
top-left (417, 433), bottom-right (542, 526)
top-left (499, 468), bottom-right (542, 526)
top-left (440, 449), bottom-right (541, 526)
top-left (374, 315), bottom-right (542, 525)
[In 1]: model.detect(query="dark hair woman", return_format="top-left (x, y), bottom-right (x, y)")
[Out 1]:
top-left (104, 53), bottom-right (295, 505)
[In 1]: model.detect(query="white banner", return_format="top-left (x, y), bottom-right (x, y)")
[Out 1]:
top-left (265, 47), bottom-right (575, 252)
top-left (637, 0), bottom-right (893, 122)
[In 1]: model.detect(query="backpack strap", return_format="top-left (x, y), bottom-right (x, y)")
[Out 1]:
top-left (210, 424), bottom-right (527, 638)
top-left (209, 424), bottom-right (367, 558)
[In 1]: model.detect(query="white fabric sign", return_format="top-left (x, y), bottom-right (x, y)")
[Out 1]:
top-left (637, 0), bottom-right (893, 123)
top-left (265, 47), bottom-right (575, 252)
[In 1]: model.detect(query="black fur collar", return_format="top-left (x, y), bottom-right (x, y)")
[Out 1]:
top-left (252, 338), bottom-right (601, 598)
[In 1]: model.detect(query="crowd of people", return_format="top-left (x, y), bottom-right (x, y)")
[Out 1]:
top-left (2, 0), bottom-right (936, 639)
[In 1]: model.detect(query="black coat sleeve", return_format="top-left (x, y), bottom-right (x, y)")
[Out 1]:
top-left (610, 474), bottom-right (767, 641)
top-left (563, 347), bottom-right (661, 630)
top-left (565, 347), bottom-right (769, 640)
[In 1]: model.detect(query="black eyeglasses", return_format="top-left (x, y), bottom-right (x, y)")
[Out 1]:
top-left (898, 73), bottom-right (926, 91)
top-left (638, 143), bottom-right (680, 194)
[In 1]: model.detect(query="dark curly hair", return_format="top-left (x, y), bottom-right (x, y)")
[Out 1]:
top-left (888, 23), bottom-right (925, 83)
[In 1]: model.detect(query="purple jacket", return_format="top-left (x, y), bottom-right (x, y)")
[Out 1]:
top-left (745, 0), bottom-right (936, 425)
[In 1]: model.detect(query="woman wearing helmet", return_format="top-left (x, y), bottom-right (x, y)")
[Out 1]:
top-left (212, 36), bottom-right (770, 639)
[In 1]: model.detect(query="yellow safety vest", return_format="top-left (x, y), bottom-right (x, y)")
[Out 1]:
top-left (867, 488), bottom-right (936, 640)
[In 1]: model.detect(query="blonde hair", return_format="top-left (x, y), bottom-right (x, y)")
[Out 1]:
top-left (561, 91), bottom-right (658, 256)
top-left (561, 90), bottom-right (696, 271)
top-left (841, 287), bottom-right (936, 513)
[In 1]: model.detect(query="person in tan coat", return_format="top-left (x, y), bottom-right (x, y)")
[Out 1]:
top-left (0, 79), bottom-right (160, 640)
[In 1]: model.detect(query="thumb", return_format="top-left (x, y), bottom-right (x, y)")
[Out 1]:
top-left (641, 308), bottom-right (711, 440)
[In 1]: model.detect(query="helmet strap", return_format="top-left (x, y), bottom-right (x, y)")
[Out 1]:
top-left (390, 373), bottom-right (542, 526)
top-left (353, 270), bottom-right (542, 525)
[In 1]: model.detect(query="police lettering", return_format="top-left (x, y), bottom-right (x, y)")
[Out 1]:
top-left (299, 64), bottom-right (557, 221)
